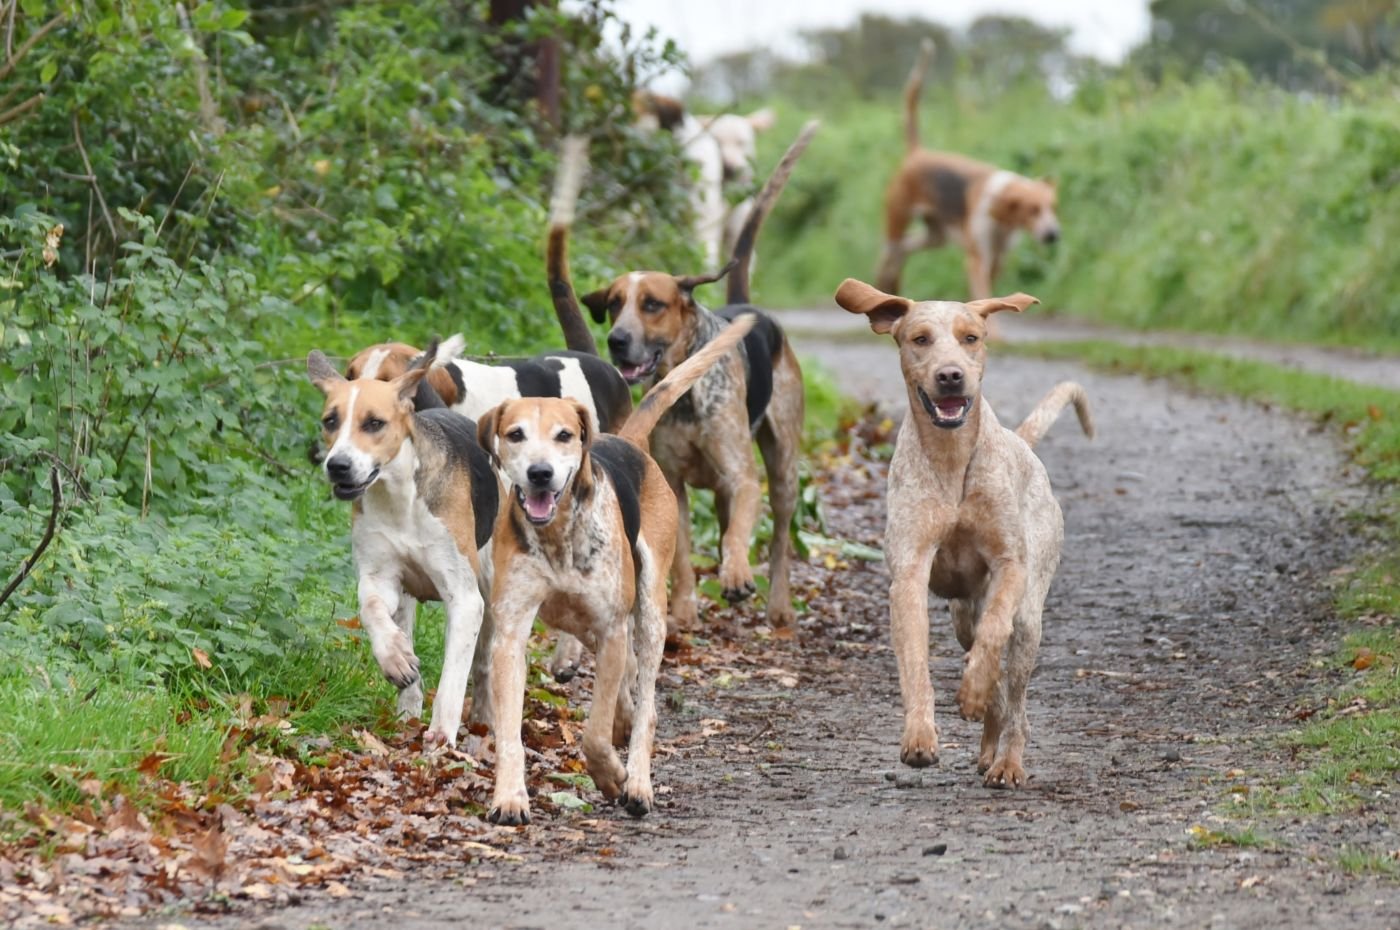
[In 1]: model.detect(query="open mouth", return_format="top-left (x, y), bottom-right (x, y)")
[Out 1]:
top-left (917, 388), bottom-right (972, 430)
top-left (515, 485), bottom-right (564, 524)
top-left (332, 468), bottom-right (380, 500)
top-left (614, 349), bottom-right (661, 385)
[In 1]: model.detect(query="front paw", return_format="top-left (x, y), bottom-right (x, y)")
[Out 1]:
top-left (900, 717), bottom-right (939, 768)
top-left (956, 665), bottom-right (997, 722)
top-left (375, 633), bottom-right (421, 688)
top-left (766, 596), bottom-right (796, 627)
top-left (719, 562), bottom-right (757, 604)
top-left (423, 725), bottom-right (457, 750)
top-left (983, 757), bottom-right (1028, 789)
top-left (487, 797), bottom-right (531, 826)
top-left (619, 778), bottom-right (653, 819)
top-left (585, 746), bottom-right (628, 801)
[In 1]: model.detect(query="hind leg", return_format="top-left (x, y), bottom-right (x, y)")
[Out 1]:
top-left (620, 543), bottom-right (669, 817)
top-left (666, 473), bottom-right (698, 636)
top-left (391, 594), bottom-right (423, 719)
top-left (757, 354), bottom-right (804, 627)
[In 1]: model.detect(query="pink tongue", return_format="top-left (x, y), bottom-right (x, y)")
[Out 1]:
top-left (936, 398), bottom-right (965, 416)
top-left (524, 490), bottom-right (554, 520)
top-left (620, 363), bottom-right (644, 380)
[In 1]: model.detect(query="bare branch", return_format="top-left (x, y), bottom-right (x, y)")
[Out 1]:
top-left (72, 112), bottom-right (118, 244)
top-left (0, 12), bottom-right (65, 84)
top-left (0, 90), bottom-right (41, 126)
top-left (0, 467), bottom-right (63, 611)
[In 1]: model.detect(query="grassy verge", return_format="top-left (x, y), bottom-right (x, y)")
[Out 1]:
top-left (1015, 340), bottom-right (1400, 852)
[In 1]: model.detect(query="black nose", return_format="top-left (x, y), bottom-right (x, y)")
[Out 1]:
top-left (936, 367), bottom-right (965, 390)
top-left (325, 456), bottom-right (352, 481)
top-left (1043, 228), bottom-right (1060, 244)
top-left (526, 463), bottom-right (554, 488)
top-left (607, 329), bottom-right (631, 355)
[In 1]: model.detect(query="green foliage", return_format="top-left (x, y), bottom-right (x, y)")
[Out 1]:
top-left (748, 73), bottom-right (1400, 352)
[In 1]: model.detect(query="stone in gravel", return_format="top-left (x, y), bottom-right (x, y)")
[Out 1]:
top-left (923, 844), bottom-right (948, 856)
top-left (890, 873), bottom-right (921, 885)
top-left (894, 772), bottom-right (922, 789)
top-left (1163, 748), bottom-right (1182, 763)
top-left (833, 846), bottom-right (849, 861)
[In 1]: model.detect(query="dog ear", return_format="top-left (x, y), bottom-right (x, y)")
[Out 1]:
top-left (476, 403), bottom-right (502, 467)
top-left (675, 257), bottom-right (737, 297)
top-left (582, 288), bottom-right (612, 324)
top-left (833, 278), bottom-right (912, 334)
top-left (391, 365), bottom-right (431, 409)
top-left (307, 351), bottom-right (345, 393)
top-left (967, 293), bottom-right (1038, 318)
top-left (570, 401), bottom-right (595, 500)
top-left (746, 107), bottom-right (776, 132)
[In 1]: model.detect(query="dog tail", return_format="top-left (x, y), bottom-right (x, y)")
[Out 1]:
top-left (546, 135), bottom-right (599, 356)
top-left (620, 313), bottom-right (757, 446)
top-left (429, 334), bottom-right (466, 367)
top-left (903, 38), bottom-right (935, 153)
top-left (1015, 381), bottom-right (1095, 449)
top-left (726, 120), bottom-right (820, 306)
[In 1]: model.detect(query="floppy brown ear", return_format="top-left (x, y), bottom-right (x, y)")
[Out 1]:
top-left (582, 288), bottom-right (612, 324)
top-left (675, 257), bottom-right (737, 296)
top-left (307, 350), bottom-right (345, 393)
top-left (570, 401), bottom-right (595, 499)
top-left (476, 403), bottom-right (502, 467)
top-left (833, 278), bottom-right (912, 334)
top-left (966, 292), bottom-right (1038, 318)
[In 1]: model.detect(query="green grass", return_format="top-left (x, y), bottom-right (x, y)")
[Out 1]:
top-left (749, 75), bottom-right (1400, 352)
top-left (1015, 339), bottom-right (1400, 821)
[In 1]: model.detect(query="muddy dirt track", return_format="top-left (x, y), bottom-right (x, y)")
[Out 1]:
top-left (164, 316), bottom-right (1398, 929)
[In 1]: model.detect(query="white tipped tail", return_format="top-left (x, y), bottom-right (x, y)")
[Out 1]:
top-left (433, 334), bottom-right (467, 367)
top-left (1015, 381), bottom-right (1094, 449)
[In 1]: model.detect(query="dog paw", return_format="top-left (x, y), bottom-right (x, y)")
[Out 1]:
top-left (766, 597), bottom-right (796, 628)
top-left (375, 635), bottom-right (421, 689)
top-left (900, 720), bottom-right (939, 768)
top-left (585, 747), bottom-right (628, 801)
top-left (983, 758), bottom-right (1028, 790)
top-left (550, 636), bottom-right (584, 683)
top-left (619, 784), bottom-right (653, 819)
top-left (486, 800), bottom-right (531, 826)
top-left (612, 713), bottom-right (633, 749)
top-left (423, 725), bottom-right (457, 750)
top-left (395, 682), bottom-right (424, 721)
top-left (955, 672), bottom-right (995, 723)
top-left (719, 564), bottom-right (757, 604)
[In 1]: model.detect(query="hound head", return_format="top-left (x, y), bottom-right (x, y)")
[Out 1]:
top-left (993, 176), bottom-right (1060, 245)
top-left (699, 108), bottom-right (776, 184)
top-left (477, 398), bottom-right (594, 527)
top-left (581, 261), bottom-right (734, 385)
top-left (344, 339), bottom-right (461, 407)
top-left (834, 278), bottom-right (1037, 431)
top-left (307, 350), bottom-right (427, 500)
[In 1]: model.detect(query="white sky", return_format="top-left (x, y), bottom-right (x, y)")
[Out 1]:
top-left (610, 0), bottom-right (1152, 91)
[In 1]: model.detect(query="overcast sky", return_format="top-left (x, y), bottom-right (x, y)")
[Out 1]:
top-left (609, 0), bottom-right (1152, 91)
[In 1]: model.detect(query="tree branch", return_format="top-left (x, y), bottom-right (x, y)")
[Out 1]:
top-left (0, 90), bottom-right (41, 126)
top-left (0, 467), bottom-right (62, 611)
top-left (72, 112), bottom-right (118, 244)
top-left (0, 11), bottom-right (64, 84)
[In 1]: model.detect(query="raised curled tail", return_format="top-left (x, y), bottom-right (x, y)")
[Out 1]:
top-left (546, 135), bottom-right (599, 356)
top-left (1015, 381), bottom-right (1095, 449)
top-left (620, 313), bottom-right (757, 445)
top-left (903, 38), bottom-right (935, 153)
top-left (726, 120), bottom-right (820, 306)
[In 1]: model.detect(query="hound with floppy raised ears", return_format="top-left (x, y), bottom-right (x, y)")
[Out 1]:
top-left (834, 278), bottom-right (1092, 788)
top-left (549, 122), bottom-right (818, 634)
top-left (476, 315), bottom-right (757, 825)
top-left (876, 40), bottom-right (1061, 304)
top-left (307, 348), bottom-right (499, 748)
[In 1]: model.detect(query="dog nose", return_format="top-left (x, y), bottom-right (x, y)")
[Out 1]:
top-left (1043, 228), bottom-right (1060, 244)
top-left (607, 329), bottom-right (631, 355)
top-left (526, 463), bottom-right (554, 488)
top-left (325, 456), bottom-right (352, 481)
top-left (935, 367), bottom-right (965, 390)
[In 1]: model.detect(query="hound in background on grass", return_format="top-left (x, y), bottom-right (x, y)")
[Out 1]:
top-left (477, 314), bottom-right (757, 825)
top-left (834, 278), bottom-right (1092, 788)
top-left (307, 345), bottom-right (499, 749)
top-left (876, 39), bottom-right (1061, 303)
top-left (548, 123), bottom-right (818, 632)
top-left (633, 90), bottom-right (777, 268)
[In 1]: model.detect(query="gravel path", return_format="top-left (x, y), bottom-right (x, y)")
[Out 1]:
top-left (156, 316), bottom-right (1398, 929)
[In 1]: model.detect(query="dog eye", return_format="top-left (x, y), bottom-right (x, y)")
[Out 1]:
top-left (505, 427), bottom-right (525, 442)
top-left (555, 429), bottom-right (573, 443)
top-left (963, 333), bottom-right (979, 345)
top-left (643, 298), bottom-right (665, 314)
top-left (321, 413), bottom-right (339, 430)
top-left (362, 416), bottom-right (385, 433)
top-left (912, 334), bottom-right (930, 346)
